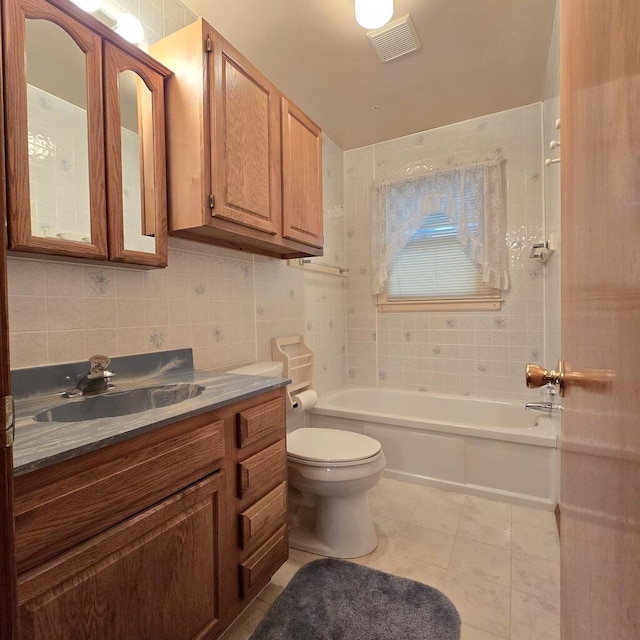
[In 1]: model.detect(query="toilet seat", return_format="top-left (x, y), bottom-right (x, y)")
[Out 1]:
top-left (287, 428), bottom-right (381, 465)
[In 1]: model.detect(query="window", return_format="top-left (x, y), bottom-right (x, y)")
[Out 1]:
top-left (377, 211), bottom-right (501, 311)
top-left (372, 157), bottom-right (509, 311)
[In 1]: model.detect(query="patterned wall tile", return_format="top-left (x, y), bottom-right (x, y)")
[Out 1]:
top-left (344, 103), bottom-right (559, 402)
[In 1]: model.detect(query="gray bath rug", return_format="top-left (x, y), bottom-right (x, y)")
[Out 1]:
top-left (249, 558), bottom-right (461, 640)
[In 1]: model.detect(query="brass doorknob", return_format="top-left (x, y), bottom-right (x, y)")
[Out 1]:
top-left (526, 361), bottom-right (565, 392)
top-left (525, 360), bottom-right (614, 397)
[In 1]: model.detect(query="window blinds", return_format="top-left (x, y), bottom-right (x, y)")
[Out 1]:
top-left (385, 212), bottom-right (499, 301)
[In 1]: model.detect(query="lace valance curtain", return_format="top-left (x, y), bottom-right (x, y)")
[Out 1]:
top-left (371, 157), bottom-right (510, 295)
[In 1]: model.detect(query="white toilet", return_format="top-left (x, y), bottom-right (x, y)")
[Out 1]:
top-left (227, 360), bottom-right (386, 559)
top-left (287, 427), bottom-right (386, 558)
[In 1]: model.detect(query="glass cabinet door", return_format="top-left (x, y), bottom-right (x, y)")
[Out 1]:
top-left (3, 0), bottom-right (107, 258)
top-left (104, 42), bottom-right (167, 267)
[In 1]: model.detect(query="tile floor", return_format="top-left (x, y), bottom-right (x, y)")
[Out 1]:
top-left (221, 477), bottom-right (561, 640)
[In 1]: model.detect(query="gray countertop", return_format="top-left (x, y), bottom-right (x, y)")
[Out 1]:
top-left (13, 370), bottom-right (289, 477)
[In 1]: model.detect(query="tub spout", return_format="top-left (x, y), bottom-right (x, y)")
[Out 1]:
top-left (525, 401), bottom-right (562, 413)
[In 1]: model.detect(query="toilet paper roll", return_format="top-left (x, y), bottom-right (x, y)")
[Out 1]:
top-left (291, 389), bottom-right (318, 414)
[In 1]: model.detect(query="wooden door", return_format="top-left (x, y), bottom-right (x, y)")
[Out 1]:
top-left (560, 1), bottom-right (640, 638)
top-left (212, 34), bottom-right (281, 237)
top-left (281, 97), bottom-right (323, 248)
top-left (0, 1), bottom-right (18, 636)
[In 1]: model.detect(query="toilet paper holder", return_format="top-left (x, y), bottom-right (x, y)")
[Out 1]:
top-left (272, 335), bottom-right (315, 410)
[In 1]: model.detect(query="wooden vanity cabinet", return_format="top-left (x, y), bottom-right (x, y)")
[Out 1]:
top-left (14, 412), bottom-right (225, 574)
top-left (14, 387), bottom-right (289, 640)
top-left (18, 474), bottom-right (224, 640)
top-left (14, 411), bottom-right (226, 640)
top-left (2, 0), bottom-right (170, 266)
top-left (235, 439), bottom-right (288, 602)
top-left (150, 19), bottom-right (323, 259)
top-left (211, 388), bottom-right (289, 627)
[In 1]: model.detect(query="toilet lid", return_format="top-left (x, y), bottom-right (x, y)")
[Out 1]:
top-left (287, 428), bottom-right (381, 463)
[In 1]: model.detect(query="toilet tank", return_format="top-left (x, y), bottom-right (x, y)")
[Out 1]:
top-left (227, 360), bottom-right (284, 377)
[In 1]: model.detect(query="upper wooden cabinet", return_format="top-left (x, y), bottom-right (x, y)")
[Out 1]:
top-left (103, 42), bottom-right (168, 267)
top-left (282, 98), bottom-right (323, 248)
top-left (2, 0), bottom-right (170, 266)
top-left (151, 18), bottom-right (323, 259)
top-left (214, 40), bottom-right (281, 238)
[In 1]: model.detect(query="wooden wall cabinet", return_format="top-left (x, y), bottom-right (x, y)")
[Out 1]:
top-left (151, 19), bottom-right (324, 259)
top-left (2, 0), bottom-right (170, 266)
top-left (14, 387), bottom-right (288, 640)
top-left (282, 98), bottom-right (323, 249)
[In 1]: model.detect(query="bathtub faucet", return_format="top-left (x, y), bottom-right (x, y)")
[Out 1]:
top-left (525, 382), bottom-right (562, 413)
top-left (525, 401), bottom-right (562, 413)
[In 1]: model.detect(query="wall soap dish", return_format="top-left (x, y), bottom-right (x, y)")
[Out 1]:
top-left (529, 234), bottom-right (558, 263)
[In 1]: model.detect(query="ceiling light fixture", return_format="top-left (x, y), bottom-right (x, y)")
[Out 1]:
top-left (115, 13), bottom-right (145, 44)
top-left (355, 0), bottom-right (394, 30)
top-left (70, 0), bottom-right (101, 12)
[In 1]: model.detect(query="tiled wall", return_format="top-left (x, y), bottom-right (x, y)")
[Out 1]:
top-left (544, 0), bottom-right (560, 100)
top-left (343, 104), bottom-right (552, 402)
top-left (543, 2), bottom-right (561, 389)
top-left (543, 99), bottom-right (561, 368)
top-left (8, 136), bottom-right (347, 397)
top-left (99, 0), bottom-right (198, 47)
top-left (8, 1), bottom-right (347, 398)
top-left (543, 0), bottom-right (562, 367)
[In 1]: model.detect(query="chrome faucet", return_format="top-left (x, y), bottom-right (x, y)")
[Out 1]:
top-left (63, 354), bottom-right (116, 397)
top-left (525, 401), bottom-right (562, 413)
top-left (525, 383), bottom-right (562, 413)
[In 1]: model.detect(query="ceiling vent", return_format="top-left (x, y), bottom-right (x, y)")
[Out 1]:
top-left (367, 14), bottom-right (421, 63)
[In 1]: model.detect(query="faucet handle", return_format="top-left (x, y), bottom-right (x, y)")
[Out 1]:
top-left (88, 354), bottom-right (111, 374)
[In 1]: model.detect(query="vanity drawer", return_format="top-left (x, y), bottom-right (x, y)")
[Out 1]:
top-left (239, 481), bottom-right (287, 551)
top-left (237, 440), bottom-right (286, 501)
top-left (240, 524), bottom-right (288, 598)
top-left (237, 398), bottom-right (284, 448)
top-left (15, 414), bottom-right (225, 574)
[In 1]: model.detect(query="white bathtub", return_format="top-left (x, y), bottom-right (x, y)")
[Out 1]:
top-left (309, 387), bottom-right (559, 508)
